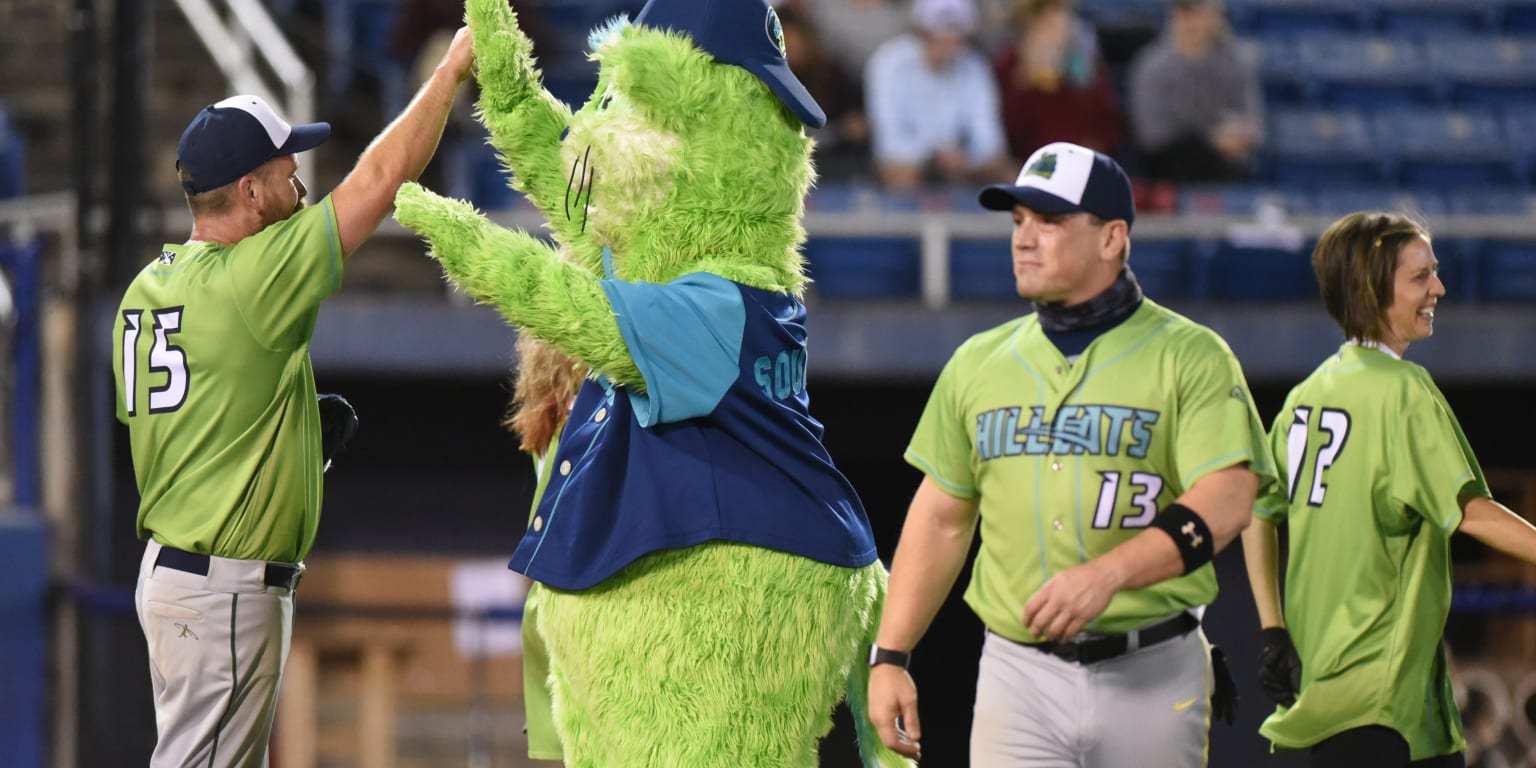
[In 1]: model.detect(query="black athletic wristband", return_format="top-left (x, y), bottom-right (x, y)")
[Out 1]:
top-left (868, 645), bottom-right (911, 669)
top-left (1150, 502), bottom-right (1215, 575)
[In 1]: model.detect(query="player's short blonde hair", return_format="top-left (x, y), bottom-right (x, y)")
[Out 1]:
top-left (1311, 211), bottom-right (1431, 345)
top-left (179, 167), bottom-right (233, 216)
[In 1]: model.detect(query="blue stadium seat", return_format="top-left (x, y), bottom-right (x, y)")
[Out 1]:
top-left (1427, 36), bottom-right (1536, 108)
top-left (1208, 241), bottom-right (1316, 301)
top-left (1504, 0), bottom-right (1536, 33)
top-left (1444, 187), bottom-right (1536, 215)
top-left (1237, 0), bottom-right (1364, 34)
top-left (444, 138), bottom-right (523, 210)
top-left (1475, 239), bottom-right (1536, 302)
top-left (1369, 0), bottom-right (1496, 34)
top-left (1430, 238), bottom-right (1479, 302)
top-left (1075, 0), bottom-right (1167, 28)
top-left (1499, 105), bottom-right (1536, 174)
top-left (1128, 240), bottom-right (1194, 301)
top-left (1256, 37), bottom-right (1306, 106)
top-left (1309, 186), bottom-right (1445, 216)
top-left (949, 239), bottom-right (1016, 301)
top-left (1373, 108), bottom-right (1520, 186)
top-left (1266, 109), bottom-right (1386, 185)
top-left (802, 238), bottom-right (922, 300)
top-left (1298, 36), bottom-right (1440, 109)
top-left (1178, 186), bottom-right (1307, 217)
top-left (0, 105), bottom-right (23, 199)
top-left (326, 0), bottom-right (410, 113)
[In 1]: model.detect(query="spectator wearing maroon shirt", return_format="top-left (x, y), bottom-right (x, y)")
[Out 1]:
top-left (993, 0), bottom-right (1123, 163)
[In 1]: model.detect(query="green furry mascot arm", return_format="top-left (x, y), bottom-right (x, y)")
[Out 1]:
top-left (392, 187), bottom-right (641, 386)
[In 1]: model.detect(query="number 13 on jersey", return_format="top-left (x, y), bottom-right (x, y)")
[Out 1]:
top-left (121, 307), bottom-right (190, 416)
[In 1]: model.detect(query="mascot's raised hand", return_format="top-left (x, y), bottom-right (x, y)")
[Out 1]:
top-left (396, 0), bottom-right (912, 765)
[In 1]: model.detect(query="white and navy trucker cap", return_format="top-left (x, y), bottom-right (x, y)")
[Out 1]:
top-left (978, 141), bottom-right (1136, 230)
top-left (176, 94), bottom-right (330, 195)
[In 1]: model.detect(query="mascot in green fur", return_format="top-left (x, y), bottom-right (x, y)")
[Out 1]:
top-left (393, 0), bottom-right (913, 765)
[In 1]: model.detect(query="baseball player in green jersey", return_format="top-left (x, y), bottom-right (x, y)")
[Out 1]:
top-left (867, 141), bottom-right (1275, 766)
top-left (114, 31), bottom-right (474, 767)
top-left (1242, 211), bottom-right (1536, 768)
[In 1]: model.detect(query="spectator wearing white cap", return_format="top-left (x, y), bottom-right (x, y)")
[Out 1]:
top-left (865, 0), bottom-right (1012, 190)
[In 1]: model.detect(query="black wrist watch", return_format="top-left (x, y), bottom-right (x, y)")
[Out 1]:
top-left (868, 644), bottom-right (911, 669)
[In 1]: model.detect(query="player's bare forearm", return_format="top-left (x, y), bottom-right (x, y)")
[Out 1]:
top-left (467, 0), bottom-right (574, 223)
top-left (1459, 496), bottom-right (1536, 564)
top-left (1242, 516), bottom-right (1286, 628)
top-left (332, 28), bottom-right (474, 258)
top-left (394, 184), bottom-right (642, 385)
top-left (1104, 464), bottom-right (1259, 593)
top-left (877, 477), bottom-right (979, 653)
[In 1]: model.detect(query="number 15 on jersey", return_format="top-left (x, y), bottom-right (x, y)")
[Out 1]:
top-left (121, 307), bottom-right (190, 416)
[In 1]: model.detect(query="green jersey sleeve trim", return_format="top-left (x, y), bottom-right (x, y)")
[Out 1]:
top-left (903, 449), bottom-right (978, 498)
top-left (1181, 449), bottom-right (1260, 490)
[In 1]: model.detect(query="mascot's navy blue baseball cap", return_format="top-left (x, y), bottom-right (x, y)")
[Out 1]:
top-left (176, 94), bottom-right (331, 195)
top-left (634, 0), bottom-right (827, 128)
top-left (979, 141), bottom-right (1136, 230)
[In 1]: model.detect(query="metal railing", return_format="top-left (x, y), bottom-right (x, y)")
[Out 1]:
top-left (171, 0), bottom-right (315, 126)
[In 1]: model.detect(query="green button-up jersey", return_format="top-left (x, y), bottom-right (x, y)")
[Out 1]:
top-left (113, 198), bottom-right (342, 562)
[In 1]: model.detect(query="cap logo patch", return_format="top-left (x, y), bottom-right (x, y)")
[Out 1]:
top-left (765, 7), bottom-right (786, 58)
top-left (1026, 151), bottom-right (1057, 180)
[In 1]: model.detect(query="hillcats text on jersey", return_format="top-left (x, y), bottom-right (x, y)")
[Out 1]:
top-left (975, 403), bottom-right (1162, 461)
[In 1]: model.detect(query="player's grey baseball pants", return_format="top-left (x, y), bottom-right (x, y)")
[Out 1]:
top-left (971, 619), bottom-right (1211, 767)
top-left (135, 539), bottom-right (303, 768)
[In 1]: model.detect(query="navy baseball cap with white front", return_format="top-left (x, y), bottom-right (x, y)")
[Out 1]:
top-left (176, 95), bottom-right (331, 195)
top-left (979, 142), bottom-right (1136, 230)
top-left (634, 0), bottom-right (827, 128)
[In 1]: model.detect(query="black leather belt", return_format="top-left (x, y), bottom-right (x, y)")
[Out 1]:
top-left (1017, 612), bottom-right (1199, 664)
top-left (156, 545), bottom-right (303, 590)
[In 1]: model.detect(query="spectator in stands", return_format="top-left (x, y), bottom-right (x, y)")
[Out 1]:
top-left (866, 0), bottom-right (1012, 190)
top-left (779, 6), bottom-right (872, 183)
top-left (994, 0), bottom-right (1124, 163)
top-left (796, 0), bottom-right (913, 82)
top-left (1127, 0), bottom-right (1262, 183)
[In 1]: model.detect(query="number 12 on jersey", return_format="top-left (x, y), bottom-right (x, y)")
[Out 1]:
top-left (1286, 406), bottom-right (1352, 506)
top-left (121, 307), bottom-right (189, 416)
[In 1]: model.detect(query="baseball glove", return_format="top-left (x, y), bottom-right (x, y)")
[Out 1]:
top-left (1257, 627), bottom-right (1302, 706)
top-left (318, 393), bottom-right (359, 472)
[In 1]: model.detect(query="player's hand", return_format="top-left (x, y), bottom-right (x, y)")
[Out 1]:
top-left (1023, 560), bottom-right (1117, 642)
top-left (1257, 627), bottom-right (1302, 706)
top-left (868, 664), bottom-right (922, 760)
top-left (441, 26), bottom-right (475, 83)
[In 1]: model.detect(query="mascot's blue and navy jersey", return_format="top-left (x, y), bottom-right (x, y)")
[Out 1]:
top-left (510, 272), bottom-right (879, 590)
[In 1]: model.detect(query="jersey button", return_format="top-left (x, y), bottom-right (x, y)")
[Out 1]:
top-left (594, 407), bottom-right (607, 423)
top-left (1051, 462), bottom-right (1062, 471)
top-left (532, 515), bottom-right (544, 532)
top-left (559, 460), bottom-right (572, 476)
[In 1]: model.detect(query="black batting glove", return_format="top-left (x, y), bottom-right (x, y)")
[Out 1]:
top-left (317, 393), bottom-right (359, 472)
top-left (1257, 627), bottom-right (1302, 706)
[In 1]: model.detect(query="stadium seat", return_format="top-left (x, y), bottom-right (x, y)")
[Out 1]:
top-left (1237, 0), bottom-right (1363, 34)
top-left (0, 105), bottom-right (23, 199)
top-left (1208, 241), bottom-right (1316, 301)
top-left (1266, 109), bottom-right (1386, 185)
top-left (325, 0), bottom-right (410, 114)
top-left (444, 138), bottom-right (522, 211)
top-left (1256, 37), bottom-right (1306, 106)
top-left (1504, 0), bottom-right (1536, 33)
top-left (1427, 36), bottom-right (1536, 108)
top-left (801, 237), bottom-right (922, 300)
top-left (1178, 186), bottom-right (1307, 217)
top-left (1128, 240), bottom-right (1194, 301)
top-left (1430, 238), bottom-right (1479, 302)
top-left (949, 239), bottom-right (1016, 301)
top-left (1373, 108), bottom-right (1520, 187)
top-left (1444, 187), bottom-right (1536, 215)
top-left (1475, 239), bottom-right (1536, 303)
top-left (1369, 0), bottom-right (1496, 34)
top-left (1298, 35), bottom-right (1440, 109)
top-left (1499, 105), bottom-right (1536, 175)
top-left (1309, 187), bottom-right (1446, 217)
